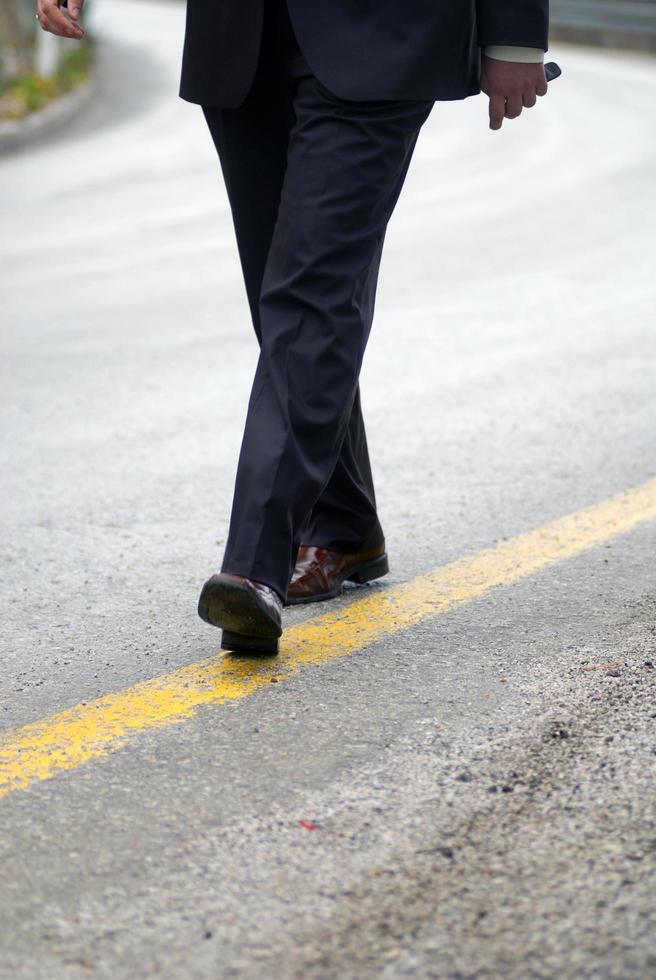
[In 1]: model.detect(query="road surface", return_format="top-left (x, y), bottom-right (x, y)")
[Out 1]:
top-left (1, 2), bottom-right (656, 977)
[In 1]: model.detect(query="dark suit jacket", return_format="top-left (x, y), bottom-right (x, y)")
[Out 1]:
top-left (179, 0), bottom-right (549, 108)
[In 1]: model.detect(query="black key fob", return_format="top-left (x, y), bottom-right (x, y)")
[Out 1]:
top-left (545, 62), bottom-right (562, 82)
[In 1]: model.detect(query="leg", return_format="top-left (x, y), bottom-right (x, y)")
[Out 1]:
top-left (300, 384), bottom-right (384, 553)
top-left (203, 18), bottom-right (383, 563)
top-left (201, 8), bottom-right (294, 343)
top-left (221, 73), bottom-right (433, 599)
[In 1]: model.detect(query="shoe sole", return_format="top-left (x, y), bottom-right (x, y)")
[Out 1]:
top-left (198, 576), bottom-right (281, 655)
top-left (221, 629), bottom-right (278, 656)
top-left (285, 552), bottom-right (389, 606)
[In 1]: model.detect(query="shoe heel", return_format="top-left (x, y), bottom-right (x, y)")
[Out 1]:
top-left (346, 553), bottom-right (389, 585)
top-left (221, 630), bottom-right (279, 656)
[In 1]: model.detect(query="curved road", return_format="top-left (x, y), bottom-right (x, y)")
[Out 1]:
top-left (1, 3), bottom-right (656, 977)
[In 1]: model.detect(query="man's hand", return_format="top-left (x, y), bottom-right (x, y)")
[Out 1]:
top-left (36, 0), bottom-right (85, 40)
top-left (480, 56), bottom-right (548, 131)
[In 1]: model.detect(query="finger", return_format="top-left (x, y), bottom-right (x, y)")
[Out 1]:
top-left (489, 95), bottom-right (505, 131)
top-left (37, 9), bottom-right (58, 34)
top-left (68, 0), bottom-right (84, 21)
top-left (42, 3), bottom-right (84, 37)
top-left (536, 71), bottom-right (549, 98)
top-left (504, 95), bottom-right (523, 120)
top-left (52, 3), bottom-right (84, 37)
top-left (38, 8), bottom-right (68, 37)
top-left (523, 89), bottom-right (537, 109)
top-left (36, 4), bottom-right (48, 30)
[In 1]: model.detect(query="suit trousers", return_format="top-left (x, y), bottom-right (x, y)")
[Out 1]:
top-left (202, 0), bottom-right (433, 599)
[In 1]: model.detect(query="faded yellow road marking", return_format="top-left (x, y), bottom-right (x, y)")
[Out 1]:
top-left (2, 477), bottom-right (656, 800)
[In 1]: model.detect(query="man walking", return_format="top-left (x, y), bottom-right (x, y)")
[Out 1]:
top-left (37, 0), bottom-right (550, 655)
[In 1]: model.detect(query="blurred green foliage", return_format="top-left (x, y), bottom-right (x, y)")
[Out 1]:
top-left (0, 0), bottom-right (92, 119)
top-left (0, 43), bottom-right (91, 119)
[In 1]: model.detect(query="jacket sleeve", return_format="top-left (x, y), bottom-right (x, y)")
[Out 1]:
top-left (476, 0), bottom-right (549, 51)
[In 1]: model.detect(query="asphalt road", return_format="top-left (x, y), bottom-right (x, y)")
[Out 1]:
top-left (2, 2), bottom-right (656, 977)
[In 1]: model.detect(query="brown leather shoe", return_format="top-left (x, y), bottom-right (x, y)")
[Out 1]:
top-left (198, 573), bottom-right (282, 654)
top-left (286, 544), bottom-right (389, 605)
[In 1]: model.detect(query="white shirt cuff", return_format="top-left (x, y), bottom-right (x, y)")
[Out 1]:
top-left (483, 46), bottom-right (545, 64)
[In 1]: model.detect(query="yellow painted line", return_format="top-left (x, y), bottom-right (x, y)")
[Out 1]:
top-left (2, 477), bottom-right (656, 800)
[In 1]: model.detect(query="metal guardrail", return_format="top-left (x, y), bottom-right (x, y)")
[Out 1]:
top-left (551, 0), bottom-right (656, 50)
